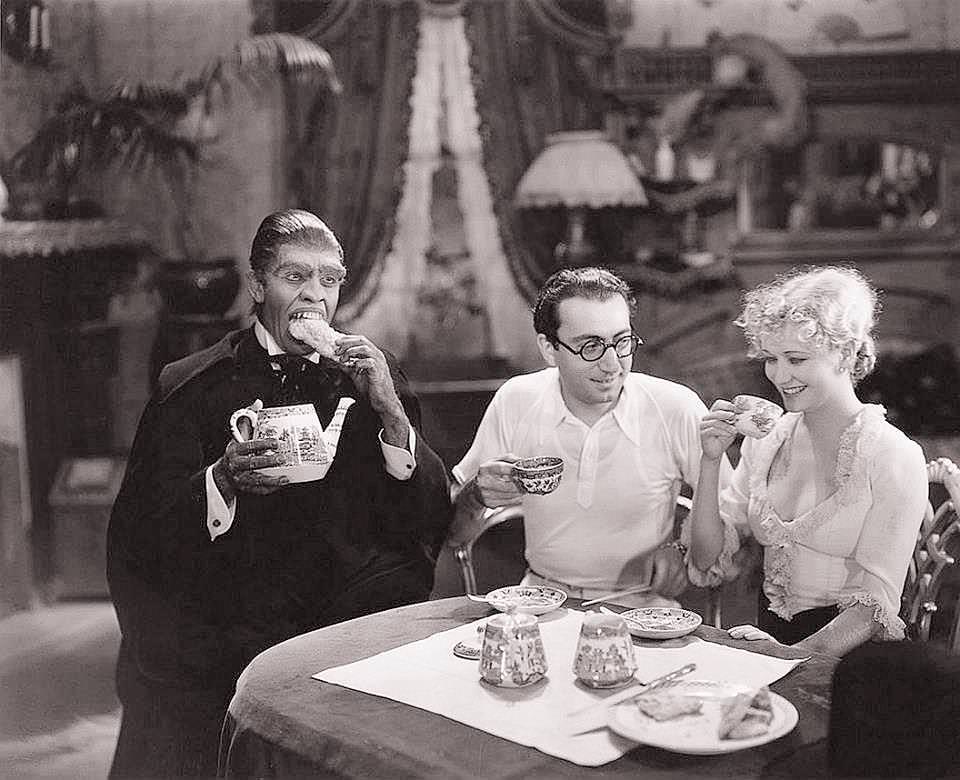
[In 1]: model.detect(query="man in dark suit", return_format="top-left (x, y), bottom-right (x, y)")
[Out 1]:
top-left (107, 209), bottom-right (451, 777)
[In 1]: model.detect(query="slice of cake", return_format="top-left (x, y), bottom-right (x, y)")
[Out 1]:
top-left (717, 687), bottom-right (774, 740)
top-left (634, 692), bottom-right (703, 722)
top-left (289, 316), bottom-right (343, 358)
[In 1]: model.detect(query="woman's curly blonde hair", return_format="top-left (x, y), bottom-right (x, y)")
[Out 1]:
top-left (735, 266), bottom-right (880, 384)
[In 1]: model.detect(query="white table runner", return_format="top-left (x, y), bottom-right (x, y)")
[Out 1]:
top-left (314, 609), bottom-right (804, 767)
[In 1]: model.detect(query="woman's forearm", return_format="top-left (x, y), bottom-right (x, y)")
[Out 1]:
top-left (793, 603), bottom-right (879, 657)
top-left (689, 457), bottom-right (726, 571)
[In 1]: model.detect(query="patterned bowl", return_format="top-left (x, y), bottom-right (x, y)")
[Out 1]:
top-left (513, 456), bottom-right (564, 494)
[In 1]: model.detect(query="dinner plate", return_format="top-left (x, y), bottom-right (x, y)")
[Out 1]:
top-left (607, 679), bottom-right (799, 755)
top-left (619, 607), bottom-right (702, 639)
top-left (484, 585), bottom-right (567, 616)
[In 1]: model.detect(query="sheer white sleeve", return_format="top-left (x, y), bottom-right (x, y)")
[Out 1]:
top-left (837, 437), bottom-right (928, 639)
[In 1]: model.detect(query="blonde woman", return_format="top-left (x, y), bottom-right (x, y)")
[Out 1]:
top-left (687, 266), bottom-right (927, 656)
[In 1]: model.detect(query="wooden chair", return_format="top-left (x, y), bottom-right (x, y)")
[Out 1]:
top-left (450, 497), bottom-right (723, 628)
top-left (900, 458), bottom-right (960, 650)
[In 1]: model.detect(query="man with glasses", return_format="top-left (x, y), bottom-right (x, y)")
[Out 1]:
top-left (448, 267), bottom-right (729, 608)
top-left (107, 209), bottom-right (451, 777)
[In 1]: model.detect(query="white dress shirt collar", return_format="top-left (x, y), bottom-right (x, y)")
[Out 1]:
top-left (540, 367), bottom-right (644, 445)
top-left (254, 320), bottom-right (320, 363)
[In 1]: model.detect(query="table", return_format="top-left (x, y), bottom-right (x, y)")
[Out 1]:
top-left (219, 597), bottom-right (839, 778)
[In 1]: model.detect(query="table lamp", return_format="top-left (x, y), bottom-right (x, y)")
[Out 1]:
top-left (514, 130), bottom-right (647, 265)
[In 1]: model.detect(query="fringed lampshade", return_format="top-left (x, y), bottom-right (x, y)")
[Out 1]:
top-left (515, 130), bottom-right (647, 264)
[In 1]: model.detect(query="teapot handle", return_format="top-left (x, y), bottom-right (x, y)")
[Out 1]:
top-left (229, 407), bottom-right (260, 442)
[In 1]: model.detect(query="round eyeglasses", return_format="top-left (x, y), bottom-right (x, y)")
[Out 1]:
top-left (555, 333), bottom-right (642, 362)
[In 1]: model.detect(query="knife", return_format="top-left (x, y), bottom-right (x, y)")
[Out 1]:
top-left (566, 662), bottom-right (697, 720)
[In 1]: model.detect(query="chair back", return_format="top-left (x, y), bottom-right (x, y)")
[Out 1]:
top-left (900, 458), bottom-right (960, 650)
top-left (452, 505), bottom-right (525, 595)
top-left (429, 505), bottom-right (525, 600)
top-left (438, 497), bottom-right (722, 628)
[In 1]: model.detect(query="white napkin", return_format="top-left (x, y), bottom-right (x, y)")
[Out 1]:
top-left (313, 609), bottom-right (804, 767)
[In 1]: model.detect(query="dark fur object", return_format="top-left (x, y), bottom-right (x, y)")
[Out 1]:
top-left (828, 641), bottom-right (960, 777)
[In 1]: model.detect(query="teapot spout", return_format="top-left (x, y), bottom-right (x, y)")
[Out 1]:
top-left (322, 397), bottom-right (356, 456)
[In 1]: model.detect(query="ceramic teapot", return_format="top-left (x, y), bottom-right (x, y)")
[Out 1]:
top-left (229, 397), bottom-right (355, 483)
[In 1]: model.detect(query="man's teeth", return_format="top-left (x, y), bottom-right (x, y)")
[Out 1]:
top-left (291, 312), bottom-right (323, 320)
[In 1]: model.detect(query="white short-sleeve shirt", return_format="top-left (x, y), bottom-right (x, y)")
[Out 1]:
top-left (453, 368), bottom-right (712, 590)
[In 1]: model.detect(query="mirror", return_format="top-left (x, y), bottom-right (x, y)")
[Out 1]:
top-left (750, 137), bottom-right (941, 232)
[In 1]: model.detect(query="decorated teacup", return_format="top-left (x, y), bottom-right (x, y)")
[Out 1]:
top-left (513, 456), bottom-right (564, 494)
top-left (733, 395), bottom-right (784, 439)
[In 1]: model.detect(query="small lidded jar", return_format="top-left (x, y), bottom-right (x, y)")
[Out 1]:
top-left (479, 612), bottom-right (548, 687)
top-left (572, 612), bottom-right (638, 688)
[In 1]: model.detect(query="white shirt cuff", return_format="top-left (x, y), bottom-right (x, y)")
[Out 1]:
top-left (380, 425), bottom-right (417, 480)
top-left (205, 464), bottom-right (236, 540)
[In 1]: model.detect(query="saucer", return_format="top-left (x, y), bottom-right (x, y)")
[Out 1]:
top-left (485, 585), bottom-right (567, 616)
top-left (619, 607), bottom-right (702, 639)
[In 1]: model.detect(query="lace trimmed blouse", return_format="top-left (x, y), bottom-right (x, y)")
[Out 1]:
top-left (686, 404), bottom-right (927, 639)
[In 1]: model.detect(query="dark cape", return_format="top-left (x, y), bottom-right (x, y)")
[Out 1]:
top-left (107, 328), bottom-right (451, 777)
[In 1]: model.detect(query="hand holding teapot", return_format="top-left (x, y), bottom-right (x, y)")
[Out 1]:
top-left (213, 400), bottom-right (289, 502)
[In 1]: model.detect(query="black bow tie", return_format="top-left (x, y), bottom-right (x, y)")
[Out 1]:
top-left (269, 354), bottom-right (325, 404)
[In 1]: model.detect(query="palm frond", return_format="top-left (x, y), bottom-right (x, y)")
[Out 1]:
top-left (8, 101), bottom-right (196, 182)
top-left (106, 81), bottom-right (190, 116)
top-left (231, 33), bottom-right (342, 92)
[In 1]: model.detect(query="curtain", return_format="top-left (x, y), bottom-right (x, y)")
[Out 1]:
top-left (283, 0), bottom-right (420, 315)
top-left (463, 0), bottom-right (613, 301)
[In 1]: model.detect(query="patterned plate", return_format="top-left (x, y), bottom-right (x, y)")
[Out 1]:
top-left (619, 607), bottom-right (702, 639)
top-left (485, 585), bottom-right (567, 616)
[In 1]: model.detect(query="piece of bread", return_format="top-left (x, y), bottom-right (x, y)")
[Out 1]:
top-left (634, 693), bottom-right (703, 722)
top-left (718, 687), bottom-right (774, 740)
top-left (288, 317), bottom-right (342, 358)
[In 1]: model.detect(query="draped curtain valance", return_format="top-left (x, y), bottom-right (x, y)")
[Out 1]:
top-left (464, 0), bottom-right (612, 300)
top-left (275, 0), bottom-right (420, 314)
top-left (273, 0), bottom-right (612, 310)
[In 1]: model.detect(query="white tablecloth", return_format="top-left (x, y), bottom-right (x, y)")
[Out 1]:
top-left (314, 608), bottom-right (804, 767)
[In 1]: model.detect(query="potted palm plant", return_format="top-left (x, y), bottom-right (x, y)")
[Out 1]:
top-left (2, 32), bottom-right (341, 315)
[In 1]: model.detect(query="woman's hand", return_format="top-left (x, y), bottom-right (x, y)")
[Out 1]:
top-left (701, 399), bottom-right (738, 461)
top-left (728, 624), bottom-right (777, 642)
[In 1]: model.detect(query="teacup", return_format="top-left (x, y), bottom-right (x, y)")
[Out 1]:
top-left (572, 612), bottom-right (638, 688)
top-left (513, 456), bottom-right (564, 495)
top-left (733, 395), bottom-right (784, 439)
top-left (229, 398), bottom-right (355, 483)
top-left (479, 613), bottom-right (548, 687)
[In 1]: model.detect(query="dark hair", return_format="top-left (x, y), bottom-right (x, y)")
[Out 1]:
top-left (248, 209), bottom-right (343, 278)
top-left (532, 267), bottom-right (635, 343)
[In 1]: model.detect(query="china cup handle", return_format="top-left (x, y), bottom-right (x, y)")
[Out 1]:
top-left (229, 407), bottom-right (259, 442)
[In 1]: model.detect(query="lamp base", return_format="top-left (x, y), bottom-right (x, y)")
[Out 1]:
top-left (555, 207), bottom-right (595, 266)
top-left (554, 239), bottom-right (596, 266)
